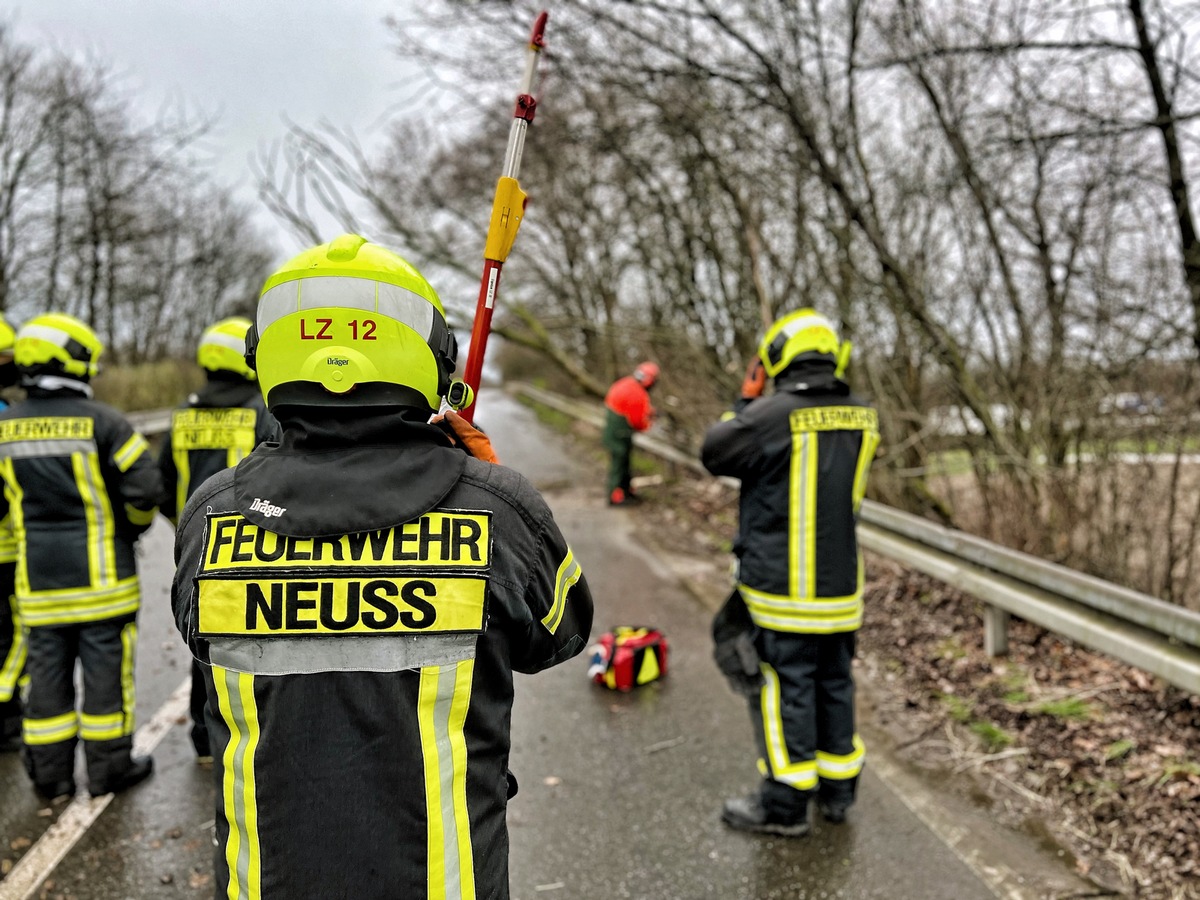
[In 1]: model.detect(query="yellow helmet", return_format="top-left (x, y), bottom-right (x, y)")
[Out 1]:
top-left (198, 316), bottom-right (256, 381)
top-left (758, 308), bottom-right (851, 379)
top-left (246, 234), bottom-right (459, 410)
top-left (14, 313), bottom-right (103, 381)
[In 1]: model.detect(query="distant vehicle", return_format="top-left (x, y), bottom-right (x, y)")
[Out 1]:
top-left (1099, 393), bottom-right (1164, 416)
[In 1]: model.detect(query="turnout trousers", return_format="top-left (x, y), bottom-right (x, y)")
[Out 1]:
top-left (0, 562), bottom-right (23, 740)
top-left (601, 410), bottom-right (634, 496)
top-left (750, 629), bottom-right (864, 818)
top-left (21, 615), bottom-right (139, 788)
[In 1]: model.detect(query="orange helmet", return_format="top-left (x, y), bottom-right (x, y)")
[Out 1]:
top-left (633, 361), bottom-right (659, 387)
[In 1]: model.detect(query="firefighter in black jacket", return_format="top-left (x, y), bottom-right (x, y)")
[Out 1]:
top-left (0, 314), bottom-right (24, 752)
top-left (171, 234), bottom-right (594, 900)
top-left (0, 314), bottom-right (161, 799)
top-left (158, 316), bottom-right (279, 761)
top-left (702, 309), bottom-right (879, 836)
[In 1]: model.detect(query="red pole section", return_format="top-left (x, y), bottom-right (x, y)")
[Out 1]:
top-left (459, 10), bottom-right (548, 424)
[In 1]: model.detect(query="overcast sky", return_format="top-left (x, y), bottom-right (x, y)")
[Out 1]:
top-left (7, 0), bottom-right (418, 255)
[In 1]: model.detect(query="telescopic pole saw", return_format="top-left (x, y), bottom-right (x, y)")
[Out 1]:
top-left (457, 10), bottom-right (548, 424)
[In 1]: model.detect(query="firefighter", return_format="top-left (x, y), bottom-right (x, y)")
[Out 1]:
top-left (701, 309), bottom-right (879, 835)
top-left (170, 234), bottom-right (593, 899)
top-left (0, 314), bottom-right (161, 799)
top-left (0, 314), bottom-right (24, 752)
top-left (158, 316), bottom-right (279, 762)
top-left (601, 361), bottom-right (659, 505)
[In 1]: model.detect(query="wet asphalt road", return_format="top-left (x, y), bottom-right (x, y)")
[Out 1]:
top-left (0, 389), bottom-right (1038, 899)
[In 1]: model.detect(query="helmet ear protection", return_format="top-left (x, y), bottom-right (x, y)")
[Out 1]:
top-left (244, 319), bottom-right (259, 373)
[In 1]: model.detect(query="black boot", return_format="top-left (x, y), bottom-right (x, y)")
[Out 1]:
top-left (721, 794), bottom-right (810, 837)
top-left (89, 755), bottom-right (153, 797)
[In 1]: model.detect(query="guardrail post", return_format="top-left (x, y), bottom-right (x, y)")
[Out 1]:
top-left (984, 606), bottom-right (1010, 656)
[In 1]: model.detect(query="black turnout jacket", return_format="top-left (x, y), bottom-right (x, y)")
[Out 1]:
top-left (0, 384), bottom-right (161, 627)
top-left (701, 367), bottom-right (879, 635)
top-left (171, 406), bottom-right (593, 900)
top-left (157, 376), bottom-right (278, 521)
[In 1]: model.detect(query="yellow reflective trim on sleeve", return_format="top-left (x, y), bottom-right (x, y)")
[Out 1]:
top-left (852, 427), bottom-right (879, 511)
top-left (541, 548), bottom-right (580, 634)
top-left (817, 734), bottom-right (866, 780)
top-left (419, 661), bottom-right (477, 900)
top-left (113, 433), bottom-right (149, 472)
top-left (202, 512), bottom-right (491, 571)
top-left (79, 711), bottom-right (125, 741)
top-left (124, 504), bottom-right (157, 526)
top-left (214, 665), bottom-right (261, 900)
top-left (197, 576), bottom-right (486, 637)
top-left (758, 664), bottom-right (818, 790)
top-left (23, 711), bottom-right (78, 745)
top-left (0, 594), bottom-right (25, 701)
top-left (1, 458), bottom-right (29, 601)
top-left (0, 515), bottom-right (17, 563)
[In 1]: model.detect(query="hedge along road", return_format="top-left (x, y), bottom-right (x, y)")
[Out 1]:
top-left (0, 388), bottom-right (1088, 899)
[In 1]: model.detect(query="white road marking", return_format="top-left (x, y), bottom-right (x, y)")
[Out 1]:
top-left (0, 678), bottom-right (191, 900)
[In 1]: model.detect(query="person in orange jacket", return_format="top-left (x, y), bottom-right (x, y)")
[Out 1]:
top-left (602, 361), bottom-right (659, 505)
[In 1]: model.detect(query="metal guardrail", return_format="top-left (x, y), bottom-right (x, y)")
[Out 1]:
top-left (513, 383), bottom-right (1200, 695)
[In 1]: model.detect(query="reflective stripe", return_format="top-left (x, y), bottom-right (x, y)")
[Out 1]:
top-left (758, 664), bottom-right (818, 790)
top-left (80, 711), bottom-right (125, 741)
top-left (125, 504), bottom-right (157, 526)
top-left (739, 583), bottom-right (863, 634)
top-left (18, 578), bottom-right (141, 627)
top-left (419, 661), bottom-right (477, 900)
top-left (113, 433), bottom-right (149, 472)
top-left (23, 711), bottom-right (78, 745)
top-left (0, 516), bottom-right (17, 563)
top-left (542, 548), bottom-right (580, 634)
top-left (120, 621), bottom-right (137, 736)
top-left (258, 277), bottom-right (435, 340)
top-left (208, 632), bottom-right (477, 676)
top-left (0, 438), bottom-right (95, 458)
top-left (788, 432), bottom-right (815, 597)
top-left (852, 428), bottom-right (879, 510)
top-left (817, 734), bottom-right (866, 780)
top-left (0, 594), bottom-right (25, 701)
top-left (214, 666), bottom-right (261, 900)
top-left (71, 452), bottom-right (114, 587)
top-left (16, 323), bottom-right (72, 348)
top-left (202, 331), bottom-right (249, 353)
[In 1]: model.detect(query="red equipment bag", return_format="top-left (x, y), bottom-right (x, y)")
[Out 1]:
top-left (588, 626), bottom-right (669, 692)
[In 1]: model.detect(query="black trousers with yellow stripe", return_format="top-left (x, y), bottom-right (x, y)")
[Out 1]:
top-left (749, 629), bottom-right (863, 819)
top-left (0, 563), bottom-right (23, 740)
top-left (21, 614), bottom-right (138, 789)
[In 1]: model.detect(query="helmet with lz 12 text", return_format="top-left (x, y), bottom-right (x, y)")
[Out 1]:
top-left (13, 313), bottom-right (103, 382)
top-left (198, 316), bottom-right (256, 381)
top-left (757, 309), bottom-right (851, 379)
top-left (245, 234), bottom-right (464, 411)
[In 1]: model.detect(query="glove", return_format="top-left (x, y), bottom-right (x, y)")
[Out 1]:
top-left (740, 356), bottom-right (767, 400)
top-left (711, 588), bottom-right (763, 697)
top-left (432, 410), bottom-right (500, 464)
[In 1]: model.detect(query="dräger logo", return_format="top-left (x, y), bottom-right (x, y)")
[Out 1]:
top-left (327, 357), bottom-right (350, 367)
top-left (250, 498), bottom-right (287, 518)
